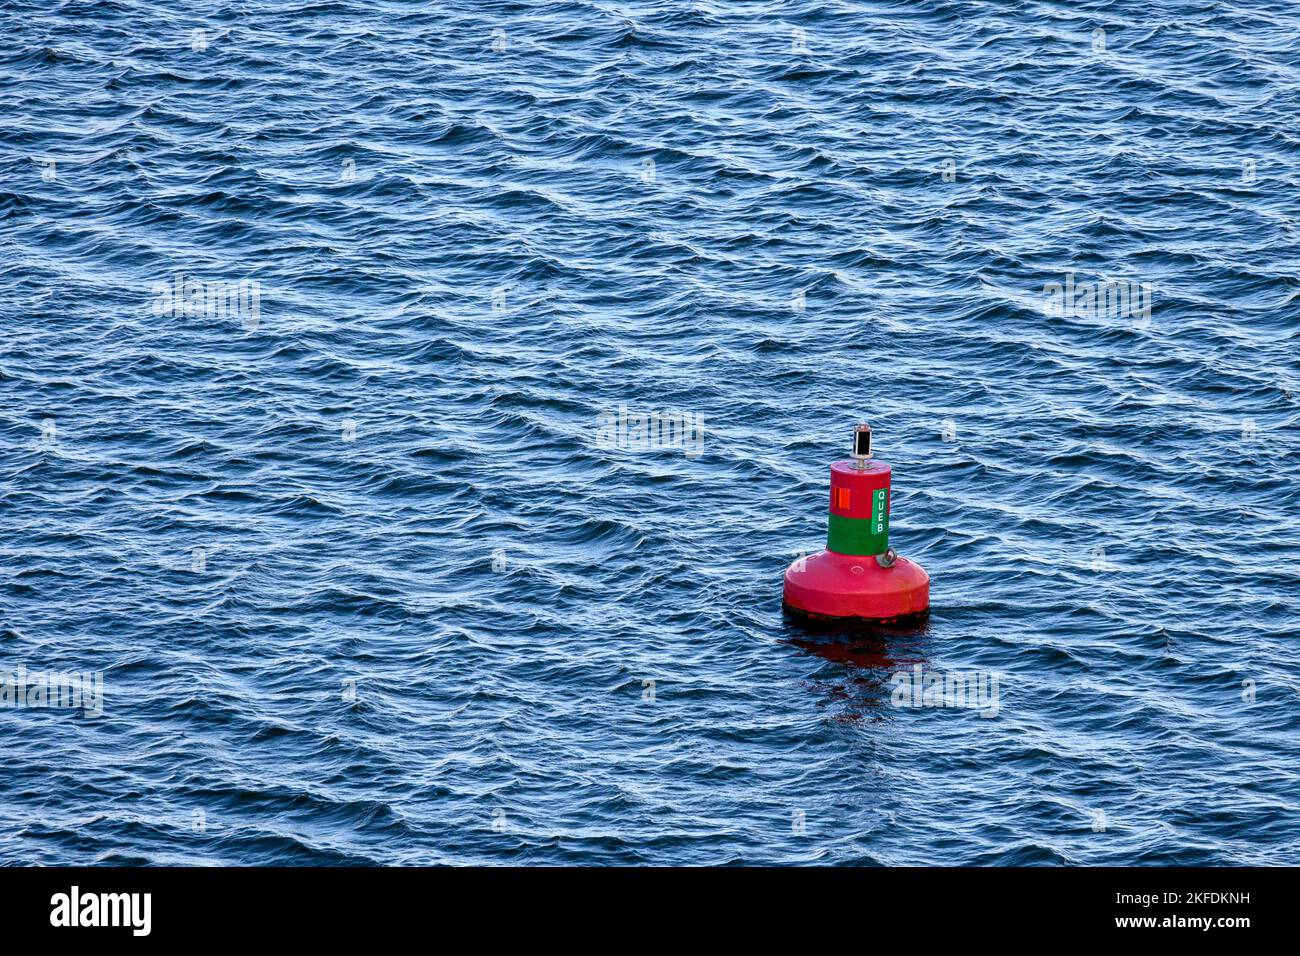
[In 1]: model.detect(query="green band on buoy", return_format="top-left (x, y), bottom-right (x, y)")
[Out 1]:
top-left (826, 490), bottom-right (889, 555)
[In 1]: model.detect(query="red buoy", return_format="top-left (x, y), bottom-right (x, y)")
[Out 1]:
top-left (783, 423), bottom-right (930, 622)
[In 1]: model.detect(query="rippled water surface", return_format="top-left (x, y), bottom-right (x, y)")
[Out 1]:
top-left (2, 0), bottom-right (1299, 865)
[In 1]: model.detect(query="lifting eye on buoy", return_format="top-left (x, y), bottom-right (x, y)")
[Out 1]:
top-left (782, 423), bottom-right (930, 623)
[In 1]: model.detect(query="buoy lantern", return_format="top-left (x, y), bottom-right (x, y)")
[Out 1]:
top-left (783, 423), bottom-right (930, 622)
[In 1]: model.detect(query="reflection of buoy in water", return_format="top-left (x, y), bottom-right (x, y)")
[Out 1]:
top-left (783, 423), bottom-right (930, 622)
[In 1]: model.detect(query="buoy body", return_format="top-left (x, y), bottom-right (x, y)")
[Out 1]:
top-left (783, 457), bottom-right (930, 622)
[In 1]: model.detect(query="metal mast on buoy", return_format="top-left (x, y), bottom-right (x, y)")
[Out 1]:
top-left (782, 423), bottom-right (930, 622)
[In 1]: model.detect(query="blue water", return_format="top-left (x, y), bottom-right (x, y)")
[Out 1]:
top-left (2, 0), bottom-right (1298, 866)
